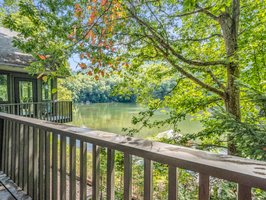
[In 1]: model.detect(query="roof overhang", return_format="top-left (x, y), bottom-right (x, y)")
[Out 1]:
top-left (0, 63), bottom-right (27, 73)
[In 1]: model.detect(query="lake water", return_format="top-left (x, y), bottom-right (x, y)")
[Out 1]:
top-left (69, 103), bottom-right (202, 138)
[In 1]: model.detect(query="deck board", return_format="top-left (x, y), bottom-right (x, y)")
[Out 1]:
top-left (0, 182), bottom-right (16, 200)
top-left (0, 172), bottom-right (31, 200)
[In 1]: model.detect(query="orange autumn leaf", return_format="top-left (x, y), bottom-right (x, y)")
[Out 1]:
top-left (95, 75), bottom-right (99, 80)
top-left (87, 71), bottom-right (93, 76)
top-left (80, 53), bottom-right (85, 59)
top-left (89, 11), bottom-right (96, 24)
top-left (79, 63), bottom-right (87, 69)
top-left (38, 55), bottom-right (46, 60)
top-left (101, 0), bottom-right (107, 6)
top-left (100, 70), bottom-right (105, 77)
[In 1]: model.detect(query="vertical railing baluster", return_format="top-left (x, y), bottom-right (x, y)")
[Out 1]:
top-left (70, 101), bottom-right (73, 122)
top-left (60, 102), bottom-right (63, 123)
top-left (29, 103), bottom-right (31, 118)
top-left (23, 125), bottom-right (29, 193)
top-left (7, 120), bottom-right (12, 177)
top-left (80, 141), bottom-right (87, 200)
top-left (52, 101), bottom-right (55, 121)
top-left (168, 166), bottom-right (177, 200)
top-left (33, 127), bottom-right (39, 200)
top-left (124, 153), bottom-right (132, 200)
top-left (92, 144), bottom-right (100, 200)
top-left (11, 121), bottom-right (15, 181)
top-left (107, 148), bottom-right (115, 200)
top-left (70, 137), bottom-right (76, 200)
top-left (39, 129), bottom-right (45, 200)
top-left (33, 103), bottom-right (36, 118)
top-left (1, 120), bottom-right (7, 172)
top-left (237, 184), bottom-right (251, 200)
top-left (28, 126), bottom-right (34, 197)
top-left (144, 159), bottom-right (153, 200)
top-left (52, 133), bottom-right (58, 200)
top-left (60, 135), bottom-right (67, 200)
top-left (15, 123), bottom-right (19, 184)
top-left (198, 173), bottom-right (209, 200)
top-left (45, 131), bottom-right (51, 200)
top-left (19, 123), bottom-right (24, 187)
top-left (46, 102), bottom-right (48, 121)
top-left (5, 120), bottom-right (9, 174)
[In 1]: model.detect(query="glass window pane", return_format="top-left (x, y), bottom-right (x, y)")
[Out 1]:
top-left (19, 81), bottom-right (33, 103)
top-left (42, 80), bottom-right (51, 101)
top-left (0, 75), bottom-right (8, 102)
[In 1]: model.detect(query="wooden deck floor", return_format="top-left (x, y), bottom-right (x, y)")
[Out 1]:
top-left (0, 182), bottom-right (16, 200)
top-left (0, 172), bottom-right (31, 200)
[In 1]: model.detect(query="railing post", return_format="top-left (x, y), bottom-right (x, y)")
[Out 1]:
top-left (92, 145), bottom-right (100, 200)
top-left (238, 184), bottom-right (251, 200)
top-left (0, 118), bottom-right (4, 170)
top-left (199, 173), bottom-right (210, 200)
top-left (124, 153), bottom-right (132, 200)
top-left (168, 166), bottom-right (177, 200)
top-left (144, 159), bottom-right (153, 200)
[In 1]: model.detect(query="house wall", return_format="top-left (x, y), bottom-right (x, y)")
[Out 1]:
top-left (0, 65), bottom-right (57, 103)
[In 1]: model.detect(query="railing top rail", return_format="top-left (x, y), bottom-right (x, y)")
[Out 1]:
top-left (0, 100), bottom-right (72, 106)
top-left (0, 112), bottom-right (265, 190)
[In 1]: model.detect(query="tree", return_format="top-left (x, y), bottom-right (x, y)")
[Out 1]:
top-left (70, 0), bottom-right (264, 155)
top-left (2, 0), bottom-right (266, 156)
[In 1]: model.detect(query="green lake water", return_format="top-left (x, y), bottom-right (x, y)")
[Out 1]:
top-left (70, 103), bottom-right (202, 138)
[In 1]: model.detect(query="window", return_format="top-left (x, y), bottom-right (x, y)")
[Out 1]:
top-left (0, 75), bottom-right (8, 102)
top-left (19, 81), bottom-right (33, 103)
top-left (42, 80), bottom-right (51, 101)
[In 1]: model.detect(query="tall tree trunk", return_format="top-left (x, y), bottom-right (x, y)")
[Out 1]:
top-left (219, 0), bottom-right (241, 155)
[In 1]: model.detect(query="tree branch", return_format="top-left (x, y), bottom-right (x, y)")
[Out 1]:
top-left (127, 7), bottom-right (228, 67)
top-left (206, 69), bottom-right (226, 90)
top-left (145, 34), bottom-right (225, 97)
top-left (196, 4), bottom-right (219, 20)
top-left (177, 33), bottom-right (222, 42)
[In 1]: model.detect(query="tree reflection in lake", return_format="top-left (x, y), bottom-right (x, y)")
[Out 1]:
top-left (69, 103), bottom-right (202, 138)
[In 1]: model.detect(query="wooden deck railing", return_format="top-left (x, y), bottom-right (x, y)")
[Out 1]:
top-left (0, 101), bottom-right (72, 123)
top-left (0, 113), bottom-right (265, 200)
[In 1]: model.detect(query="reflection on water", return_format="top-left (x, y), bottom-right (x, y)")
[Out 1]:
top-left (69, 103), bottom-right (202, 138)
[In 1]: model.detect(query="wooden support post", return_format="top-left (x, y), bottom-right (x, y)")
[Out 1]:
top-left (33, 127), bottom-right (39, 200)
top-left (124, 153), bottom-right (132, 200)
top-left (199, 173), bottom-right (210, 200)
top-left (52, 133), bottom-right (58, 200)
top-left (80, 141), bottom-right (87, 200)
top-left (107, 148), bottom-right (115, 200)
top-left (45, 131), bottom-right (51, 200)
top-left (60, 135), bottom-right (67, 200)
top-left (144, 159), bottom-right (153, 200)
top-left (23, 125), bottom-right (29, 193)
top-left (168, 166), bottom-right (177, 200)
top-left (92, 145), bottom-right (100, 200)
top-left (69, 138), bottom-right (76, 200)
top-left (39, 129), bottom-right (45, 200)
top-left (238, 184), bottom-right (251, 200)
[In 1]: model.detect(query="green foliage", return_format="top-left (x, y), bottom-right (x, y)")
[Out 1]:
top-left (1, 1), bottom-right (266, 198)
top-left (58, 73), bottom-right (136, 103)
top-left (2, 0), bottom-right (74, 77)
